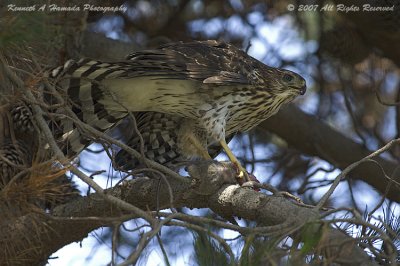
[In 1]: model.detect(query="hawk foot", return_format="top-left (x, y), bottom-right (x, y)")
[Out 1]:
top-left (232, 167), bottom-right (260, 191)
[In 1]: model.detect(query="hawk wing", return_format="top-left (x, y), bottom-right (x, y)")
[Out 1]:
top-left (124, 40), bottom-right (250, 85)
top-left (48, 41), bottom-right (248, 156)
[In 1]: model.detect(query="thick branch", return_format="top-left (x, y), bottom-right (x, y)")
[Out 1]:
top-left (0, 162), bottom-right (377, 266)
top-left (261, 105), bottom-right (400, 202)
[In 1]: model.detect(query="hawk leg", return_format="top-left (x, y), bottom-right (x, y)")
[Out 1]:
top-left (187, 135), bottom-right (212, 160)
top-left (219, 139), bottom-right (249, 181)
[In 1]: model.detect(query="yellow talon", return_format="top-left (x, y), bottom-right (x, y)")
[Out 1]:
top-left (238, 170), bottom-right (244, 178)
top-left (219, 139), bottom-right (249, 180)
top-left (186, 133), bottom-right (249, 181)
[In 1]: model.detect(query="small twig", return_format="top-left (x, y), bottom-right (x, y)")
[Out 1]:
top-left (374, 82), bottom-right (400, 106)
top-left (316, 139), bottom-right (400, 210)
top-left (338, 67), bottom-right (367, 146)
top-left (1, 57), bottom-right (156, 224)
top-left (43, 80), bottom-right (188, 184)
top-left (166, 220), bottom-right (235, 262)
top-left (368, 166), bottom-right (399, 216)
top-left (242, 181), bottom-right (311, 207)
top-left (156, 233), bottom-right (171, 266)
top-left (117, 214), bottom-right (178, 266)
top-left (155, 211), bottom-right (295, 237)
top-left (111, 222), bottom-right (121, 266)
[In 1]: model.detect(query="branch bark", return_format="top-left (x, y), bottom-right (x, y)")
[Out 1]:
top-left (0, 162), bottom-right (377, 266)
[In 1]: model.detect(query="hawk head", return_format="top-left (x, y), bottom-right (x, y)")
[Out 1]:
top-left (244, 55), bottom-right (306, 92)
top-left (269, 68), bottom-right (307, 96)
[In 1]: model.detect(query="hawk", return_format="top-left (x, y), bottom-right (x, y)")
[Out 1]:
top-left (50, 40), bottom-right (306, 178)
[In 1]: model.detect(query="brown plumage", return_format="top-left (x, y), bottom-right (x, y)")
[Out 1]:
top-left (114, 112), bottom-right (234, 170)
top-left (49, 40), bottom-right (306, 175)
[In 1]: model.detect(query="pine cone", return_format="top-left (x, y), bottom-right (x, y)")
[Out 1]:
top-left (0, 140), bottom-right (30, 189)
top-left (10, 103), bottom-right (34, 133)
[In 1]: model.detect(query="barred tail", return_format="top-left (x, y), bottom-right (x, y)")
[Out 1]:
top-left (49, 59), bottom-right (130, 156)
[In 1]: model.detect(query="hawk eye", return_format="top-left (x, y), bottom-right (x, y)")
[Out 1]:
top-left (283, 74), bottom-right (294, 82)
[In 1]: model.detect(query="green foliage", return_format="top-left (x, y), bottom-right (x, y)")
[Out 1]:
top-left (239, 235), bottom-right (279, 266)
top-left (362, 205), bottom-right (400, 263)
top-left (299, 222), bottom-right (324, 255)
top-left (238, 235), bottom-right (256, 266)
top-left (0, 13), bottom-right (53, 48)
top-left (193, 230), bottom-right (231, 266)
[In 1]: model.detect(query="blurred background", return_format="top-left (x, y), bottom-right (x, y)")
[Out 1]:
top-left (1, 0), bottom-right (399, 265)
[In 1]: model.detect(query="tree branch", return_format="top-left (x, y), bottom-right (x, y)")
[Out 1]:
top-left (261, 105), bottom-right (400, 202)
top-left (0, 161), bottom-right (378, 266)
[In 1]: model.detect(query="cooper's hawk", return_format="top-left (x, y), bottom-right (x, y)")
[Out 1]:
top-left (50, 40), bottom-right (306, 178)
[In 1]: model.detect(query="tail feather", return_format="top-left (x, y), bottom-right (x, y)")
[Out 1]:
top-left (49, 59), bottom-right (128, 157)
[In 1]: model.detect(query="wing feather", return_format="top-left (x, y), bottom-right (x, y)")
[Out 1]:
top-left (125, 40), bottom-right (250, 85)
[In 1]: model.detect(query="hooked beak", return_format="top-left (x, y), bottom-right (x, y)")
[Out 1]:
top-left (299, 85), bottom-right (306, 95)
top-left (290, 85), bottom-right (307, 95)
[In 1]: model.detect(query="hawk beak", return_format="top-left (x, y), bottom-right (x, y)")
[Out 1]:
top-left (290, 85), bottom-right (306, 95)
top-left (299, 85), bottom-right (306, 95)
